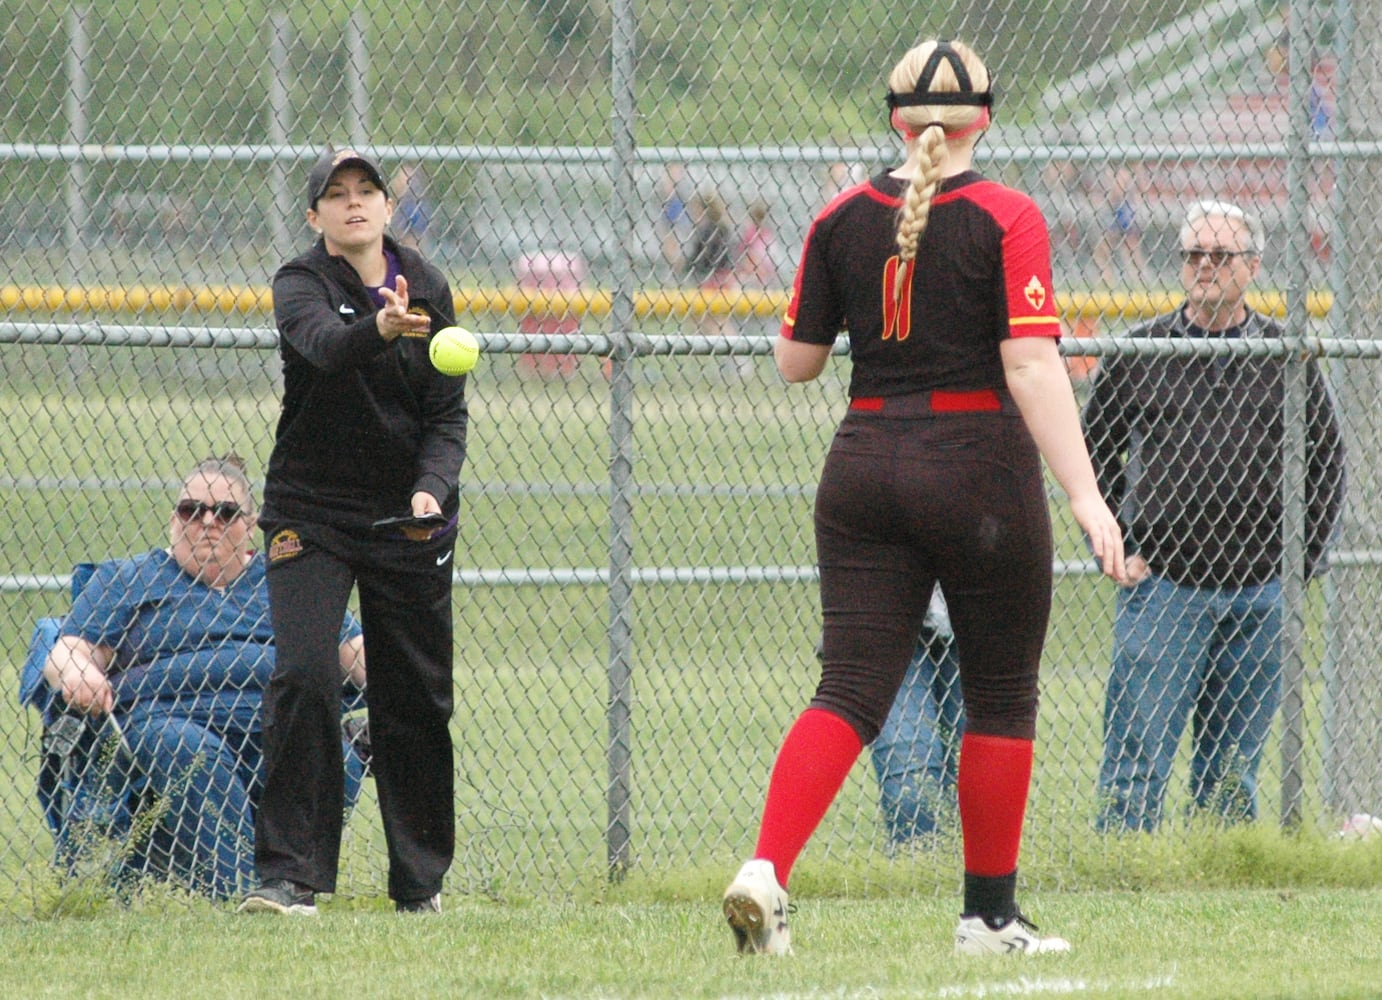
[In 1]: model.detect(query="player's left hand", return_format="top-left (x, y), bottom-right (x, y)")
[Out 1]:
top-left (1070, 493), bottom-right (1125, 583)
top-left (401, 490), bottom-right (446, 541)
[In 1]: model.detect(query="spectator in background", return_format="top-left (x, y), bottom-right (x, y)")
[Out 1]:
top-left (391, 162), bottom-right (432, 252)
top-left (685, 189), bottom-right (737, 338)
top-left (1308, 55), bottom-right (1337, 140)
top-left (1091, 166), bottom-right (1147, 287)
top-left (735, 199), bottom-right (782, 289)
top-left (515, 250), bottom-right (586, 380)
top-left (1264, 8), bottom-right (1337, 140)
top-left (1038, 160), bottom-right (1086, 275)
top-left (820, 160), bottom-right (867, 204)
top-left (1264, 4), bottom-right (1295, 90)
top-left (817, 586), bottom-right (963, 845)
top-left (41, 454), bottom-right (368, 900)
top-left (655, 161), bottom-right (693, 277)
top-left (1084, 200), bottom-right (1346, 832)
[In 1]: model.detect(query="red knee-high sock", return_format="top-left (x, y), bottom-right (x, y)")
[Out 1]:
top-left (753, 708), bottom-right (863, 887)
top-left (958, 732), bottom-right (1033, 877)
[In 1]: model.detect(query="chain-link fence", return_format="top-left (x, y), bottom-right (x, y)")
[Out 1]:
top-left (3, 0), bottom-right (1382, 910)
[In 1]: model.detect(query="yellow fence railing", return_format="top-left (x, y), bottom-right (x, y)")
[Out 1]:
top-left (0, 284), bottom-right (1335, 322)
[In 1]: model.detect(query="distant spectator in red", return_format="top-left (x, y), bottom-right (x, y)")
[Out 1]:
top-left (735, 200), bottom-right (781, 289)
top-left (515, 251), bottom-right (585, 379)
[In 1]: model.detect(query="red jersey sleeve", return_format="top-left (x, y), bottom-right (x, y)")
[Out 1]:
top-left (779, 184), bottom-right (868, 345)
top-left (998, 197), bottom-right (1061, 340)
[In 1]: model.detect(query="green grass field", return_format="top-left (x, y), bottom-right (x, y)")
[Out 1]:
top-left (2, 344), bottom-right (1380, 998)
top-left (3, 886), bottom-right (1381, 998)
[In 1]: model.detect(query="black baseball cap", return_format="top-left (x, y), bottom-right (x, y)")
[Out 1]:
top-left (306, 149), bottom-right (390, 208)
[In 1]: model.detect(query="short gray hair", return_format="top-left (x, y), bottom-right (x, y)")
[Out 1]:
top-left (1180, 200), bottom-right (1264, 255)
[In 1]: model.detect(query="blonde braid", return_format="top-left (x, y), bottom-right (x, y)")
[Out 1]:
top-left (893, 126), bottom-right (948, 307)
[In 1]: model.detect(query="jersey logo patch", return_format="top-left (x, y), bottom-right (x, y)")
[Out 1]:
top-left (268, 529), bottom-right (304, 563)
top-left (1024, 275), bottom-right (1047, 311)
top-left (881, 256), bottom-right (913, 341)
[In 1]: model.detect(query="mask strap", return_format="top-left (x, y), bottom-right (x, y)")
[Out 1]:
top-left (886, 40), bottom-right (994, 112)
top-left (890, 108), bottom-right (990, 142)
top-left (917, 41), bottom-right (971, 94)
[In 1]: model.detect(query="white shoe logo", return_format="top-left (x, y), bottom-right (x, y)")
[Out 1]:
top-left (339, 304), bottom-right (355, 316)
top-left (436, 551), bottom-right (452, 566)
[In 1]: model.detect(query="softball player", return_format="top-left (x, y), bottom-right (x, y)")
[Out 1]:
top-left (240, 149), bottom-right (467, 916)
top-left (722, 39), bottom-right (1124, 957)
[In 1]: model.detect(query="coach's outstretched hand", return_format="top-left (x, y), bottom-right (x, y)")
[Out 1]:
top-left (376, 275), bottom-right (432, 343)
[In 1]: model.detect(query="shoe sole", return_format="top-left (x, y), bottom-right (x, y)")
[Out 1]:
top-left (723, 892), bottom-right (766, 954)
top-left (237, 896), bottom-right (318, 917)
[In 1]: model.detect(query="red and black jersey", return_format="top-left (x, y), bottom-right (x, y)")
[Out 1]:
top-left (781, 170), bottom-right (1060, 399)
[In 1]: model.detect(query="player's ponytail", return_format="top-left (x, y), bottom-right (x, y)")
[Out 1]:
top-left (894, 126), bottom-right (947, 302)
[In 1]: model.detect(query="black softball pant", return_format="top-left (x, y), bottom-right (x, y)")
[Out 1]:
top-left (812, 407), bottom-right (1053, 744)
top-left (255, 519), bottom-right (456, 901)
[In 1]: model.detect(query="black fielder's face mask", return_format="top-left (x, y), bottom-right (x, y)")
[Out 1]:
top-left (885, 40), bottom-right (995, 137)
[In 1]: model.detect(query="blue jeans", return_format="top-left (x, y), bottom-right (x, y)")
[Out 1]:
top-left (1096, 574), bottom-right (1283, 832)
top-left (120, 703), bottom-right (263, 899)
top-left (870, 635), bottom-right (964, 842)
top-left (114, 701), bottom-right (366, 900)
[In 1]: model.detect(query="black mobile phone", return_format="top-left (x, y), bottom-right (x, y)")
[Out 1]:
top-left (370, 512), bottom-right (448, 531)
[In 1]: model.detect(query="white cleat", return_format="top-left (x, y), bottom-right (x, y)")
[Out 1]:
top-left (722, 859), bottom-right (793, 955)
top-left (954, 914), bottom-right (1071, 956)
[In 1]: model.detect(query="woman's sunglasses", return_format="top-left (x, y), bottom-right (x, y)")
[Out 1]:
top-left (174, 499), bottom-right (247, 525)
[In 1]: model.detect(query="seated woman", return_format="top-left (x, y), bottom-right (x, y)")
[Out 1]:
top-left (42, 454), bottom-right (367, 900)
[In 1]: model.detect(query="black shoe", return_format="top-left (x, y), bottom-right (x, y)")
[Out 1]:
top-left (395, 893), bottom-right (442, 914)
top-left (237, 878), bottom-right (318, 916)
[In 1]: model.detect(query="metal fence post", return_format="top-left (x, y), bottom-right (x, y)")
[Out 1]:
top-left (1279, 0), bottom-right (1318, 828)
top-left (604, 0), bottom-right (638, 880)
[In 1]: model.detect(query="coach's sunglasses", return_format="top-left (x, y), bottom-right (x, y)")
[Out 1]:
top-left (174, 499), bottom-right (247, 525)
top-left (1179, 248), bottom-right (1254, 268)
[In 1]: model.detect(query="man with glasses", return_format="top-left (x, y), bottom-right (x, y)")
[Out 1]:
top-left (39, 455), bottom-right (369, 900)
top-left (1082, 200), bottom-right (1345, 831)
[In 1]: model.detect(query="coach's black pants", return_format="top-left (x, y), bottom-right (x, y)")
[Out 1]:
top-left (812, 406), bottom-right (1053, 745)
top-left (255, 519), bottom-right (456, 901)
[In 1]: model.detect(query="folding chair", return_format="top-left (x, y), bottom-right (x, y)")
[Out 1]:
top-left (20, 564), bottom-right (150, 880)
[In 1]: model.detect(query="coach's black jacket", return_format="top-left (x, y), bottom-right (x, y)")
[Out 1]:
top-left (263, 235), bottom-right (468, 530)
top-left (1082, 306), bottom-right (1345, 588)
